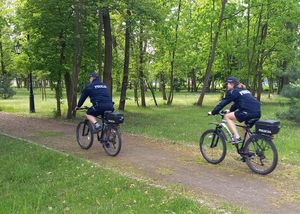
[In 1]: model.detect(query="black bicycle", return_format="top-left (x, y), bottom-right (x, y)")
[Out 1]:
top-left (199, 110), bottom-right (280, 175)
top-left (76, 107), bottom-right (124, 156)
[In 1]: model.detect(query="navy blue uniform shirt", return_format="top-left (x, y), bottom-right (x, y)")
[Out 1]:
top-left (211, 87), bottom-right (261, 115)
top-left (77, 79), bottom-right (112, 107)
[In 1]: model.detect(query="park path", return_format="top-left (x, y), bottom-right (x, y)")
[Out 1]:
top-left (0, 112), bottom-right (299, 213)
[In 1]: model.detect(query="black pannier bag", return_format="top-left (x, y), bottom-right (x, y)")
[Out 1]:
top-left (104, 112), bottom-right (124, 124)
top-left (255, 120), bottom-right (280, 135)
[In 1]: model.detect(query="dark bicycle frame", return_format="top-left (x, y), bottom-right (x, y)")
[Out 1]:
top-left (212, 112), bottom-right (269, 160)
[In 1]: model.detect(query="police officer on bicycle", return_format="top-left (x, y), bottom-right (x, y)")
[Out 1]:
top-left (75, 72), bottom-right (114, 132)
top-left (208, 76), bottom-right (261, 144)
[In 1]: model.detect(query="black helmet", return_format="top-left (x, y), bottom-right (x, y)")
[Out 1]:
top-left (225, 76), bottom-right (239, 85)
top-left (89, 72), bottom-right (99, 79)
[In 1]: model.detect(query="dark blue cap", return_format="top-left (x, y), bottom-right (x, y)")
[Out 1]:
top-left (89, 72), bottom-right (99, 78)
top-left (225, 76), bottom-right (239, 85)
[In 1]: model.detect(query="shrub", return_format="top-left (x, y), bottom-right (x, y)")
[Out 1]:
top-left (277, 103), bottom-right (300, 122)
top-left (0, 74), bottom-right (16, 99)
top-left (277, 84), bottom-right (300, 122)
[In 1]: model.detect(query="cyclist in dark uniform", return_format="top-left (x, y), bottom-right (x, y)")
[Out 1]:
top-left (75, 72), bottom-right (114, 132)
top-left (208, 76), bottom-right (261, 144)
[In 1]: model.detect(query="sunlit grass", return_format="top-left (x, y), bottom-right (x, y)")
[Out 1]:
top-left (0, 134), bottom-right (214, 213)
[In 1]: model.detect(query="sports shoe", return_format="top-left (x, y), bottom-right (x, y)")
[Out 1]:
top-left (231, 137), bottom-right (242, 144)
top-left (93, 125), bottom-right (101, 133)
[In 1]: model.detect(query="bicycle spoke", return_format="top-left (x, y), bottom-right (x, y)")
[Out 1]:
top-left (200, 129), bottom-right (226, 164)
top-left (245, 135), bottom-right (278, 175)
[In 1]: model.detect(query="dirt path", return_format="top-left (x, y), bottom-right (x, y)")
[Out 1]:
top-left (1, 112), bottom-right (299, 213)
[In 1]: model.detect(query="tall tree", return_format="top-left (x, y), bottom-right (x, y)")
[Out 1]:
top-left (119, 7), bottom-right (131, 111)
top-left (67, 0), bottom-right (84, 119)
top-left (167, 0), bottom-right (182, 105)
top-left (197, 0), bottom-right (227, 106)
top-left (103, 8), bottom-right (113, 95)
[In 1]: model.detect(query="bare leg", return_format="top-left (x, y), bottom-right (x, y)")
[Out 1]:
top-left (86, 114), bottom-right (97, 124)
top-left (225, 112), bottom-right (240, 139)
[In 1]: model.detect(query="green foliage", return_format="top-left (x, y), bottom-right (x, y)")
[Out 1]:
top-left (0, 74), bottom-right (16, 99)
top-left (277, 83), bottom-right (300, 122)
top-left (281, 84), bottom-right (300, 99)
top-left (277, 103), bottom-right (300, 123)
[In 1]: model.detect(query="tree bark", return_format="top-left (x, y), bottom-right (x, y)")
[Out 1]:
top-left (197, 0), bottom-right (227, 106)
top-left (249, 3), bottom-right (263, 93)
top-left (66, 0), bottom-right (84, 119)
top-left (54, 30), bottom-right (66, 117)
top-left (103, 8), bottom-right (113, 95)
top-left (119, 9), bottom-right (131, 111)
top-left (146, 80), bottom-right (158, 106)
top-left (160, 72), bottom-right (167, 100)
top-left (97, 8), bottom-right (103, 79)
top-left (246, 1), bottom-right (251, 86)
top-left (0, 32), bottom-right (6, 74)
top-left (138, 24), bottom-right (146, 107)
top-left (167, 0), bottom-right (182, 105)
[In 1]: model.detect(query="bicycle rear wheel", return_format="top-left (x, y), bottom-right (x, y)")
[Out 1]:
top-left (102, 126), bottom-right (122, 156)
top-left (199, 129), bottom-right (227, 164)
top-left (76, 120), bottom-right (94, 149)
top-left (244, 134), bottom-right (278, 175)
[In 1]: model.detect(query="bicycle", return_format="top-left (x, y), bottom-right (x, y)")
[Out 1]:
top-left (199, 110), bottom-right (280, 175)
top-left (76, 106), bottom-right (124, 156)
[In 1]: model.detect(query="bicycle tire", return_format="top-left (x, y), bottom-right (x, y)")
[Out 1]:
top-left (244, 134), bottom-right (278, 175)
top-left (102, 126), bottom-right (122, 156)
top-left (199, 129), bottom-right (227, 164)
top-left (76, 120), bottom-right (94, 149)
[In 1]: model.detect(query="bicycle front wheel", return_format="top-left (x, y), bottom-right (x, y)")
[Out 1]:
top-left (199, 129), bottom-right (227, 164)
top-left (102, 126), bottom-right (122, 156)
top-left (244, 134), bottom-right (278, 175)
top-left (76, 120), bottom-right (94, 149)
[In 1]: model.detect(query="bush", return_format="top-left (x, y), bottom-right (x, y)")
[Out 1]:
top-left (278, 84), bottom-right (300, 122)
top-left (0, 74), bottom-right (16, 99)
top-left (277, 103), bottom-right (300, 122)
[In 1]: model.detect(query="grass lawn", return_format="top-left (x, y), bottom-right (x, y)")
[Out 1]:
top-left (1, 88), bottom-right (299, 165)
top-left (0, 134), bottom-right (217, 213)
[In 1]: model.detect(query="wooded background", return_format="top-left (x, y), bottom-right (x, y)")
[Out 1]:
top-left (0, 0), bottom-right (299, 118)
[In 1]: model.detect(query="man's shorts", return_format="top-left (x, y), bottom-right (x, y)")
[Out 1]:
top-left (86, 103), bottom-right (114, 117)
top-left (234, 110), bottom-right (261, 127)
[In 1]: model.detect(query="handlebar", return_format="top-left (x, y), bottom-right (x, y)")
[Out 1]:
top-left (208, 110), bottom-right (229, 118)
top-left (75, 106), bottom-right (89, 110)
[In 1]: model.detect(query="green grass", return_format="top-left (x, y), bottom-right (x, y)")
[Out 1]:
top-left (0, 134), bottom-right (215, 213)
top-left (1, 88), bottom-right (299, 165)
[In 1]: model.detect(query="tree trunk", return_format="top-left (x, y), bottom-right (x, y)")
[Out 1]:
top-left (97, 8), bottom-right (103, 79)
top-left (138, 24), bottom-right (146, 107)
top-left (134, 80), bottom-right (139, 107)
top-left (67, 0), bottom-right (84, 119)
top-left (0, 38), bottom-right (6, 74)
top-left (146, 80), bottom-right (158, 107)
top-left (119, 9), bottom-right (131, 111)
top-left (246, 1), bottom-right (251, 86)
top-left (268, 77), bottom-right (273, 98)
top-left (103, 8), bottom-right (113, 95)
top-left (167, 0), bottom-right (182, 105)
top-left (197, 0), bottom-right (227, 106)
top-left (54, 30), bottom-right (66, 117)
top-left (160, 72), bottom-right (167, 100)
top-left (249, 3), bottom-right (263, 92)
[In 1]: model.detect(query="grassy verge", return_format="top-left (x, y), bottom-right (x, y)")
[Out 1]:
top-left (1, 88), bottom-right (299, 165)
top-left (0, 134), bottom-right (216, 213)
